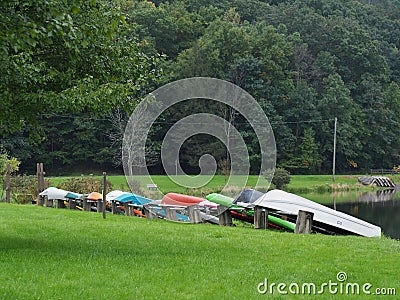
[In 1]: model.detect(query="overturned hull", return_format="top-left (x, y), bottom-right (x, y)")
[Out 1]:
top-left (254, 190), bottom-right (381, 237)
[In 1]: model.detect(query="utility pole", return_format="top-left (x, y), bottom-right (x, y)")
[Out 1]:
top-left (332, 117), bottom-right (337, 182)
top-left (102, 172), bottom-right (107, 219)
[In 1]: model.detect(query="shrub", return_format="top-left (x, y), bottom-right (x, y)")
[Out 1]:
top-left (263, 168), bottom-right (291, 190)
top-left (126, 178), bottom-right (142, 194)
top-left (57, 177), bottom-right (113, 194)
top-left (7, 175), bottom-right (51, 203)
top-left (10, 175), bottom-right (51, 197)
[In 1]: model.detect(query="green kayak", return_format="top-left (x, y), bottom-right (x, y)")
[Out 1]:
top-left (206, 193), bottom-right (235, 207)
top-left (206, 193), bottom-right (295, 231)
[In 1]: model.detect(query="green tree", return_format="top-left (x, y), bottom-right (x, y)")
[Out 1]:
top-left (0, 151), bottom-right (20, 182)
top-left (281, 128), bottom-right (321, 174)
top-left (317, 73), bottom-right (363, 171)
top-left (1, 0), bottom-right (163, 137)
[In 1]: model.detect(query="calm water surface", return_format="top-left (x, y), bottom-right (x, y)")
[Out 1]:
top-left (302, 189), bottom-right (400, 239)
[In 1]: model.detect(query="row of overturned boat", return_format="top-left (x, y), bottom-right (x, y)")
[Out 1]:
top-left (39, 187), bottom-right (381, 238)
top-left (149, 189), bottom-right (381, 238)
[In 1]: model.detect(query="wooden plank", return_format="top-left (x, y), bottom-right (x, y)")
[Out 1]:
top-left (295, 210), bottom-right (314, 234)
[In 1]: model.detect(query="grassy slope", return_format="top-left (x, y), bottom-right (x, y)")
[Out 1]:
top-left (1, 204), bottom-right (399, 299)
top-left (48, 174), bottom-right (373, 194)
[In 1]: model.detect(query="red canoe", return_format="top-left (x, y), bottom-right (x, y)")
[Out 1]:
top-left (161, 193), bottom-right (217, 208)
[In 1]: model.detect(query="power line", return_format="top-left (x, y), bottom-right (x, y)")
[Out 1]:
top-left (42, 113), bottom-right (335, 126)
top-left (42, 113), bottom-right (109, 121)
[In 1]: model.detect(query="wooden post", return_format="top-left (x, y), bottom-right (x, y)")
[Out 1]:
top-left (102, 172), bottom-right (107, 219)
top-left (56, 199), bottom-right (65, 209)
top-left (83, 198), bottom-right (91, 212)
top-left (254, 206), bottom-right (268, 229)
top-left (188, 205), bottom-right (201, 224)
top-left (123, 202), bottom-right (130, 216)
top-left (5, 162), bottom-right (11, 203)
top-left (45, 197), bottom-right (53, 208)
top-left (36, 163), bottom-right (45, 205)
top-left (68, 200), bottom-right (76, 210)
top-left (97, 199), bottom-right (102, 213)
top-left (295, 210), bottom-right (314, 234)
top-left (127, 204), bottom-right (134, 217)
top-left (111, 201), bottom-right (117, 214)
top-left (39, 163), bottom-right (45, 191)
top-left (143, 206), bottom-right (156, 220)
top-left (37, 196), bottom-right (44, 206)
top-left (217, 205), bottom-right (232, 226)
top-left (164, 206), bottom-right (178, 221)
top-left (332, 117), bottom-right (337, 182)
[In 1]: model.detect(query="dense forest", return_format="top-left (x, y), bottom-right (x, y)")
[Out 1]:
top-left (2, 0), bottom-right (400, 175)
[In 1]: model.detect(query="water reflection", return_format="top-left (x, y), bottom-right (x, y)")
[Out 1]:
top-left (357, 189), bottom-right (396, 203)
top-left (325, 189), bottom-right (400, 240)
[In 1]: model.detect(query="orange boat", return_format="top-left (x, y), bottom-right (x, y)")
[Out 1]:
top-left (86, 192), bottom-right (103, 201)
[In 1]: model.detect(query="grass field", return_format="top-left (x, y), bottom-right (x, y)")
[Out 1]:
top-left (47, 174), bottom-right (376, 196)
top-left (1, 204), bottom-right (399, 299)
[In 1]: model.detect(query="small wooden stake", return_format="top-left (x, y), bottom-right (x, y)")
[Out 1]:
top-left (295, 210), bottom-right (314, 234)
top-left (254, 206), bottom-right (268, 229)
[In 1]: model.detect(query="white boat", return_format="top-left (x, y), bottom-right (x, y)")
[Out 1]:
top-left (253, 189), bottom-right (381, 237)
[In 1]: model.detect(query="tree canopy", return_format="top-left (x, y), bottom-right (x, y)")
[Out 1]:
top-left (0, 0), bottom-right (162, 137)
top-left (3, 0), bottom-right (400, 175)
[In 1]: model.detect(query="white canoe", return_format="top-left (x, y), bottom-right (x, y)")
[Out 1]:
top-left (253, 189), bottom-right (381, 237)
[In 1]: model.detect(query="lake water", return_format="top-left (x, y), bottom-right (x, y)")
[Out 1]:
top-left (302, 189), bottom-right (400, 240)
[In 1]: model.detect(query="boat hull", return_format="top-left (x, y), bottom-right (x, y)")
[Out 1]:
top-left (254, 190), bottom-right (381, 237)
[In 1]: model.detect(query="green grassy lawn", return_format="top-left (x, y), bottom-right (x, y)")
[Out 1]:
top-left (1, 204), bottom-right (399, 299)
top-left (47, 174), bottom-right (375, 196)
